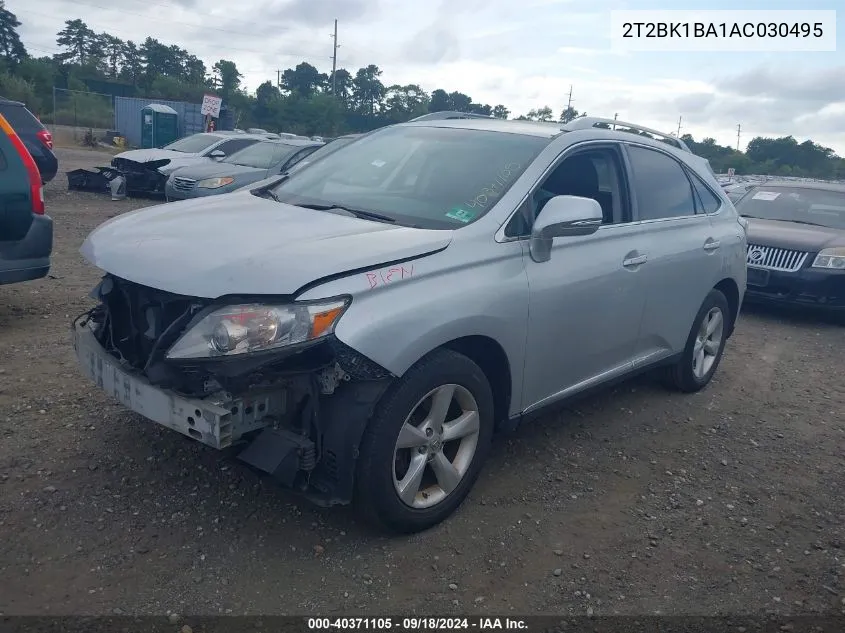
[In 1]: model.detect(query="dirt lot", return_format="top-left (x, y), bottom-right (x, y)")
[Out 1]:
top-left (1, 147), bottom-right (844, 617)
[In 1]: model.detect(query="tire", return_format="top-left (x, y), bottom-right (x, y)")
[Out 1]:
top-left (665, 289), bottom-right (730, 393)
top-left (354, 348), bottom-right (495, 534)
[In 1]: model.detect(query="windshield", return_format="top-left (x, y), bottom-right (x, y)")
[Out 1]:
top-left (223, 141), bottom-right (299, 169)
top-left (163, 134), bottom-right (222, 153)
top-left (290, 136), bottom-right (359, 172)
top-left (736, 186), bottom-right (845, 230)
top-left (270, 126), bottom-right (550, 228)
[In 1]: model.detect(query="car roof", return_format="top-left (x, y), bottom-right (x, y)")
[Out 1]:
top-left (746, 180), bottom-right (845, 193)
top-left (0, 98), bottom-right (27, 107)
top-left (255, 138), bottom-right (323, 147)
top-left (400, 118), bottom-right (565, 139)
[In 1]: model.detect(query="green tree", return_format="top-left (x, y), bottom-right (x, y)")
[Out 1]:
top-left (492, 104), bottom-right (509, 119)
top-left (99, 33), bottom-right (124, 77)
top-left (119, 41), bottom-right (143, 86)
top-left (56, 19), bottom-right (96, 65)
top-left (429, 88), bottom-right (451, 112)
top-left (0, 1), bottom-right (26, 64)
top-left (352, 64), bottom-right (385, 117)
top-left (328, 68), bottom-right (353, 103)
top-left (212, 59), bottom-right (242, 100)
top-left (559, 106), bottom-right (586, 123)
top-left (281, 62), bottom-right (326, 98)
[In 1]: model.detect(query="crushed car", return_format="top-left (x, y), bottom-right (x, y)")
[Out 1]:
top-left (98, 132), bottom-right (268, 196)
top-left (72, 116), bottom-right (746, 534)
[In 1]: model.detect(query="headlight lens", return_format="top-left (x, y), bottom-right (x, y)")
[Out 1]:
top-left (811, 247), bottom-right (845, 270)
top-left (197, 176), bottom-right (235, 189)
top-left (165, 298), bottom-right (350, 360)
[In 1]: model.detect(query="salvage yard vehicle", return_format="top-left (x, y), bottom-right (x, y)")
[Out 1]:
top-left (0, 98), bottom-right (58, 184)
top-left (72, 116), bottom-right (747, 533)
top-left (736, 181), bottom-right (845, 313)
top-left (165, 138), bottom-right (323, 201)
top-left (111, 131), bottom-right (268, 195)
top-left (0, 112), bottom-right (53, 285)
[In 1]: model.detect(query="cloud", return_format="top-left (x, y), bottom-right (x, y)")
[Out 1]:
top-left (717, 64), bottom-right (845, 104)
top-left (262, 0), bottom-right (376, 27)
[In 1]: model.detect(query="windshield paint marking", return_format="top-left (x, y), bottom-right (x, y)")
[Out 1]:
top-left (366, 264), bottom-right (415, 289)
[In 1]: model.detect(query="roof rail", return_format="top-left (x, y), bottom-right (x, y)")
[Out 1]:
top-left (563, 117), bottom-right (692, 153)
top-left (410, 111), bottom-right (493, 122)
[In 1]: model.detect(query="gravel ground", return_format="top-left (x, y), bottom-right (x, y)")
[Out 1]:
top-left (1, 148), bottom-right (844, 617)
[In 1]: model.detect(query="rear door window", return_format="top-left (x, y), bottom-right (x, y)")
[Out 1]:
top-left (0, 104), bottom-right (43, 133)
top-left (213, 138), bottom-right (258, 156)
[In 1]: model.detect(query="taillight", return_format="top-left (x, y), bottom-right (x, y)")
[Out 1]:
top-left (0, 115), bottom-right (45, 215)
top-left (37, 129), bottom-right (53, 150)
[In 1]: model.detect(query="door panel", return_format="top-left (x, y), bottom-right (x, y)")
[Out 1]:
top-left (634, 215), bottom-right (723, 362)
top-left (521, 223), bottom-right (649, 412)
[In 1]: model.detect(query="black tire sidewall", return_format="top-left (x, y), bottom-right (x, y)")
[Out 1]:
top-left (355, 349), bottom-right (495, 533)
top-left (677, 289), bottom-right (730, 390)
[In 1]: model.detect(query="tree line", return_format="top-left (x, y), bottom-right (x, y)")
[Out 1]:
top-left (0, 2), bottom-right (843, 179)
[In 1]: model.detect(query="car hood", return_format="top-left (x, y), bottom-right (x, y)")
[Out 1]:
top-left (80, 193), bottom-right (453, 298)
top-left (114, 148), bottom-right (197, 163)
top-left (171, 162), bottom-right (264, 181)
top-left (745, 218), bottom-right (845, 251)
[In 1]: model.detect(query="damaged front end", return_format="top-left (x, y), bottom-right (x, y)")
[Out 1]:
top-left (72, 274), bottom-right (393, 506)
top-left (110, 157), bottom-right (171, 195)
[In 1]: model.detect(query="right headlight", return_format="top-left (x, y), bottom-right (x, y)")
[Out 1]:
top-left (811, 247), bottom-right (845, 270)
top-left (197, 176), bottom-right (235, 189)
top-left (165, 297), bottom-right (350, 360)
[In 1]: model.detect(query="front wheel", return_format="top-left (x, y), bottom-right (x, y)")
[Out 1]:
top-left (354, 349), bottom-right (495, 534)
top-left (665, 289), bottom-right (730, 393)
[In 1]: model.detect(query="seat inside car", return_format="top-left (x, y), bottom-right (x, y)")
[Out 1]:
top-left (539, 154), bottom-right (613, 223)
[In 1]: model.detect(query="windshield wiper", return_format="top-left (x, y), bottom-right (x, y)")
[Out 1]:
top-left (294, 203), bottom-right (396, 223)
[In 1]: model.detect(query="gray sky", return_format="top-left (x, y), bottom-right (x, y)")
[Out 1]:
top-left (13, 0), bottom-right (845, 154)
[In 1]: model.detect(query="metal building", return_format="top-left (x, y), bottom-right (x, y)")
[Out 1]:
top-left (114, 96), bottom-right (234, 148)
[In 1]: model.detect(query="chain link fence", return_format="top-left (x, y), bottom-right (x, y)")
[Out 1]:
top-left (50, 88), bottom-right (115, 146)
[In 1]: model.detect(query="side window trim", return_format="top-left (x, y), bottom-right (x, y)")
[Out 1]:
top-left (621, 142), bottom-right (701, 223)
top-left (685, 167), bottom-right (725, 216)
top-left (501, 141), bottom-right (632, 240)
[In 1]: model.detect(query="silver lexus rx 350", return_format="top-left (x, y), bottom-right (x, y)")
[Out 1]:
top-left (72, 114), bottom-right (747, 533)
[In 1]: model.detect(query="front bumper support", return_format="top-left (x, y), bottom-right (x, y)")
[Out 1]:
top-left (72, 322), bottom-right (283, 449)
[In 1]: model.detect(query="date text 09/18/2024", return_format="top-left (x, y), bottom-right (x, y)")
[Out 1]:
top-left (307, 618), bottom-right (528, 630)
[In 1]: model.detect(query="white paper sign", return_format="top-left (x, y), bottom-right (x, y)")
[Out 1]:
top-left (752, 191), bottom-right (780, 201)
top-left (200, 94), bottom-right (223, 118)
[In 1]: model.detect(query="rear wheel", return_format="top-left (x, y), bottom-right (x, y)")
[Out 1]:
top-left (665, 289), bottom-right (730, 393)
top-left (354, 349), bottom-right (494, 534)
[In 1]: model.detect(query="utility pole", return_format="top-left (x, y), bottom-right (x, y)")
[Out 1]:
top-left (330, 19), bottom-right (339, 95)
top-left (613, 112), bottom-right (618, 130)
top-left (677, 115), bottom-right (682, 137)
top-left (275, 69), bottom-right (281, 87)
top-left (566, 85), bottom-right (573, 111)
top-left (736, 124), bottom-right (741, 151)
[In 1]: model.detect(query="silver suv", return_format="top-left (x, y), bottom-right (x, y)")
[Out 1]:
top-left (72, 116), bottom-right (747, 533)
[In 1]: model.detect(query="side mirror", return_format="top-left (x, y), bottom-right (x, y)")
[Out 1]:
top-left (529, 195), bottom-right (603, 263)
top-left (209, 150), bottom-right (226, 159)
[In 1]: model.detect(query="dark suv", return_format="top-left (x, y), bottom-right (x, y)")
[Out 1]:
top-left (0, 112), bottom-right (53, 285)
top-left (0, 98), bottom-right (58, 184)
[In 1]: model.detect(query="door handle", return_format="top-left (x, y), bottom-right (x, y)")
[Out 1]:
top-left (623, 254), bottom-right (648, 267)
top-left (703, 239), bottom-right (721, 251)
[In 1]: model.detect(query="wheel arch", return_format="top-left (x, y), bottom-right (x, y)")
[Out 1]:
top-left (714, 277), bottom-right (740, 337)
top-left (441, 335), bottom-right (512, 430)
